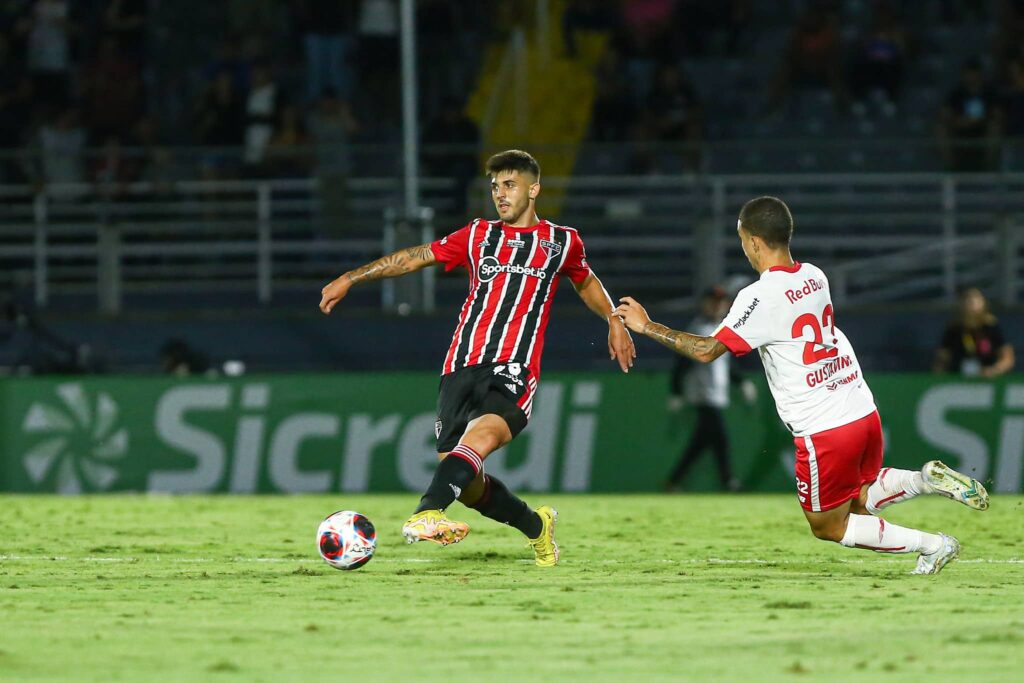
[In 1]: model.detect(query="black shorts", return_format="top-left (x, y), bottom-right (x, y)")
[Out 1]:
top-left (435, 362), bottom-right (534, 453)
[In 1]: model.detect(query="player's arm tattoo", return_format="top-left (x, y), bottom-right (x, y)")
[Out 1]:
top-left (345, 243), bottom-right (436, 285)
top-left (642, 322), bottom-right (728, 363)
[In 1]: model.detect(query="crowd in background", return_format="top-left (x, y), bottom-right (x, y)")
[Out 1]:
top-left (583, 0), bottom-right (1024, 172)
top-left (1, 0), bottom-right (1024, 187)
top-left (0, 0), bottom-right (487, 186)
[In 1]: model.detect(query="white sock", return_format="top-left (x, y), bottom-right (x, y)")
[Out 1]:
top-left (865, 467), bottom-right (932, 514)
top-left (839, 514), bottom-right (942, 554)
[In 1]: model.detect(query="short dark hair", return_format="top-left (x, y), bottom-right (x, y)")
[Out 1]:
top-left (739, 196), bottom-right (793, 248)
top-left (485, 149), bottom-right (540, 179)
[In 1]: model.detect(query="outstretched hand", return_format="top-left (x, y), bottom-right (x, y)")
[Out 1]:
top-left (612, 297), bottom-right (650, 334)
top-left (319, 275), bottom-right (351, 314)
top-left (608, 317), bottom-right (636, 373)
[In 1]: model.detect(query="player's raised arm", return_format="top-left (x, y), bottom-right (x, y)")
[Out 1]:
top-left (574, 273), bottom-right (636, 373)
top-left (319, 243), bottom-right (437, 314)
top-left (613, 296), bottom-right (728, 364)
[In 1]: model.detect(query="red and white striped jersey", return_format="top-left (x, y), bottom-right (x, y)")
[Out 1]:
top-left (431, 218), bottom-right (592, 379)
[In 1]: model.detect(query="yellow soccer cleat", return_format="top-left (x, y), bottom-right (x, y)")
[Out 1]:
top-left (401, 509), bottom-right (470, 546)
top-left (528, 506), bottom-right (559, 567)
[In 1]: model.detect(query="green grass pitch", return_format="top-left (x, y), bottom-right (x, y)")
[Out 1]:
top-left (1, 494), bottom-right (1021, 682)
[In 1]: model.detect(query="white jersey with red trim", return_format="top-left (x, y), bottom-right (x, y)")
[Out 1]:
top-left (712, 261), bottom-right (876, 436)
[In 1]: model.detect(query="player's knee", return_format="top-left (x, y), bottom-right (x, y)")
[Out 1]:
top-left (808, 520), bottom-right (845, 543)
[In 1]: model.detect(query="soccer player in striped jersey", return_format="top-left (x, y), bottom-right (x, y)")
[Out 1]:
top-left (319, 149), bottom-right (635, 566)
top-left (613, 196), bottom-right (989, 575)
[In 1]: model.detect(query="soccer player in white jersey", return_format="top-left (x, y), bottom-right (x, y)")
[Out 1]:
top-left (614, 196), bottom-right (989, 575)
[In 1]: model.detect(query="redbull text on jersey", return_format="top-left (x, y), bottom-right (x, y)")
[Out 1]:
top-left (785, 278), bottom-right (826, 304)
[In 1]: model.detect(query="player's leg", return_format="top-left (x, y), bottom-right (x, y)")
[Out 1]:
top-left (666, 407), bottom-right (712, 489)
top-left (402, 368), bottom-right (481, 545)
top-left (414, 412), bottom-right (512, 515)
top-left (857, 412), bottom-right (989, 513)
top-left (795, 414), bottom-right (958, 574)
top-left (459, 385), bottom-right (557, 566)
top-left (705, 407), bottom-right (738, 491)
top-left (864, 463), bottom-right (989, 513)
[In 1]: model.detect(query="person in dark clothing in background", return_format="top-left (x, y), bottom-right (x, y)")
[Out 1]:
top-left (665, 287), bottom-right (756, 492)
top-left (934, 287), bottom-right (1015, 378)
top-left (160, 339), bottom-right (210, 377)
top-left (422, 97), bottom-right (479, 216)
top-left (938, 58), bottom-right (1001, 171)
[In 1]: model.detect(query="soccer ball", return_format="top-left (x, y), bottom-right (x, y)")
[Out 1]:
top-left (317, 510), bottom-right (377, 570)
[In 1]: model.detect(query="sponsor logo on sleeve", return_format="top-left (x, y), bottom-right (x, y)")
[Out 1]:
top-left (732, 298), bottom-right (760, 329)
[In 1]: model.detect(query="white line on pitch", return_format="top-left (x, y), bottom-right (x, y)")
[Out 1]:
top-left (1, 555), bottom-right (1021, 565)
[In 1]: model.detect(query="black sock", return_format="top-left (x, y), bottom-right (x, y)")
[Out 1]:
top-left (469, 475), bottom-right (543, 539)
top-left (415, 446), bottom-right (480, 513)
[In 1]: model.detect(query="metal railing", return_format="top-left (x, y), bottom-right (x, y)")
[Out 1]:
top-left (1, 172), bottom-right (1022, 314)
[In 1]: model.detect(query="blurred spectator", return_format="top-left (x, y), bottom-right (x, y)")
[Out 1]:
top-left (204, 36), bottom-right (251, 94)
top-left (81, 35), bottom-right (143, 144)
top-left (91, 134), bottom-right (146, 199)
top-left (193, 69), bottom-right (245, 179)
top-left (129, 115), bottom-right (175, 186)
top-left (934, 288), bottom-right (1015, 377)
top-left (417, 0), bottom-right (463, 114)
top-left (621, 0), bottom-right (676, 62)
top-left (766, 6), bottom-right (849, 114)
top-left (103, 0), bottom-right (146, 59)
top-left (292, 0), bottom-right (354, 102)
top-left (358, 0), bottom-right (398, 112)
top-left (422, 97), bottom-right (479, 216)
top-left (590, 46), bottom-right (634, 142)
top-left (672, 0), bottom-right (751, 57)
top-left (161, 338), bottom-right (210, 377)
top-left (266, 104), bottom-right (310, 177)
top-left (32, 106), bottom-right (85, 191)
top-left (993, 0), bottom-right (1024, 79)
top-left (308, 89), bottom-right (358, 236)
top-left (999, 55), bottom-right (1024, 138)
top-left (228, 0), bottom-right (278, 56)
top-left (938, 59), bottom-right (1000, 171)
top-left (0, 33), bottom-right (31, 183)
top-left (643, 64), bottom-right (703, 171)
top-left (20, 0), bottom-right (73, 109)
top-left (849, 1), bottom-right (908, 116)
top-left (562, 0), bottom-right (613, 58)
top-left (308, 88), bottom-right (358, 173)
top-left (243, 62), bottom-right (283, 166)
top-left (665, 287), bottom-right (755, 493)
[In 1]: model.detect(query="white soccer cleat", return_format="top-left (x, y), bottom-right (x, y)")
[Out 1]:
top-left (911, 534), bottom-right (960, 575)
top-left (922, 460), bottom-right (990, 510)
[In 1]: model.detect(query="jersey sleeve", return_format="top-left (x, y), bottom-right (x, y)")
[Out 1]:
top-left (430, 223), bottom-right (473, 272)
top-left (561, 232), bottom-right (592, 285)
top-left (712, 284), bottom-right (772, 357)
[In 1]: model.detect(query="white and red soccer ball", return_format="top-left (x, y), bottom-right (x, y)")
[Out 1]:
top-left (317, 510), bottom-right (377, 570)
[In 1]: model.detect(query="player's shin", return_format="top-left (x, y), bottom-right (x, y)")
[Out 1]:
top-left (466, 474), bottom-right (543, 538)
top-left (865, 467), bottom-right (931, 514)
top-left (415, 445), bottom-right (483, 513)
top-left (839, 514), bottom-right (942, 554)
